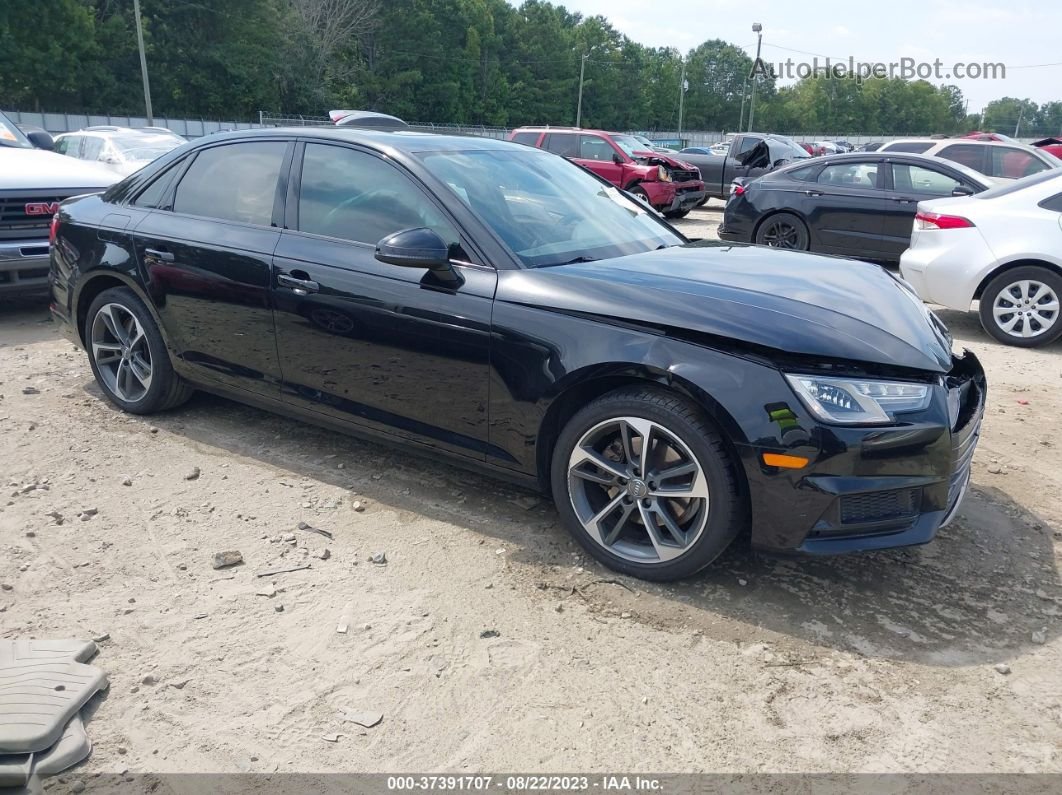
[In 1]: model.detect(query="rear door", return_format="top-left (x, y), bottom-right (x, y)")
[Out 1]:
top-left (131, 138), bottom-right (291, 396)
top-left (270, 140), bottom-right (495, 459)
top-left (806, 159), bottom-right (888, 257)
top-left (881, 160), bottom-right (978, 259)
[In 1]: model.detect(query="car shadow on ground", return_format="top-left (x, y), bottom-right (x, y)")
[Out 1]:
top-left (107, 386), bottom-right (1060, 670)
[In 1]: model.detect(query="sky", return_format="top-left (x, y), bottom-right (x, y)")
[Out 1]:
top-left (511, 0), bottom-right (1062, 116)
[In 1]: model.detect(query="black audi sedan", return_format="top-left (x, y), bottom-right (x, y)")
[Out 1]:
top-left (49, 128), bottom-right (985, 581)
top-left (718, 152), bottom-right (992, 262)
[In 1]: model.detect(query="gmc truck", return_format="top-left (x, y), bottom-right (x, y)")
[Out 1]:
top-left (0, 109), bottom-right (118, 296)
top-left (677, 133), bottom-right (811, 200)
top-left (510, 127), bottom-right (706, 218)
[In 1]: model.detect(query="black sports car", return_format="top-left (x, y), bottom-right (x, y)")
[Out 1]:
top-left (718, 151), bottom-right (992, 262)
top-left (49, 129), bottom-right (985, 581)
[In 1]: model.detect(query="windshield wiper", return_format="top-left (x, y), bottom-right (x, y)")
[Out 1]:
top-left (541, 255), bottom-right (598, 268)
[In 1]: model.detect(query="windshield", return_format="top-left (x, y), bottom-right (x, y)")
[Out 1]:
top-left (612, 134), bottom-right (651, 157)
top-left (418, 148), bottom-right (682, 268)
top-left (110, 133), bottom-right (183, 161)
top-left (0, 110), bottom-right (33, 149)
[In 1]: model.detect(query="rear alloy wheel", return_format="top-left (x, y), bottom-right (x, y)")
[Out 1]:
top-left (85, 287), bottom-right (194, 414)
top-left (550, 386), bottom-right (746, 581)
top-left (979, 266), bottom-right (1062, 347)
top-left (755, 212), bottom-right (809, 250)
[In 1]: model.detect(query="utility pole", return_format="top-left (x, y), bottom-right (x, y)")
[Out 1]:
top-left (1014, 106), bottom-right (1023, 138)
top-left (747, 22), bottom-right (763, 133)
top-left (677, 60), bottom-right (687, 141)
top-left (738, 79), bottom-right (749, 131)
top-left (133, 0), bottom-right (154, 124)
top-left (576, 53), bottom-right (589, 128)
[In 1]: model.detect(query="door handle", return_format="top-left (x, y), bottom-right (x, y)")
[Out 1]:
top-left (277, 271), bottom-right (320, 295)
top-left (144, 247), bottom-right (175, 262)
top-left (805, 189), bottom-right (822, 197)
top-left (894, 198), bottom-right (914, 204)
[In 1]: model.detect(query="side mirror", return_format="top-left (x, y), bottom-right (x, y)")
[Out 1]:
top-left (951, 184), bottom-right (975, 197)
top-left (375, 227), bottom-right (462, 286)
top-left (27, 130), bottom-right (54, 151)
top-left (612, 152), bottom-right (624, 166)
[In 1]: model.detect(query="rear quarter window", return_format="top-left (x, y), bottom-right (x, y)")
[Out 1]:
top-left (511, 132), bottom-right (540, 147)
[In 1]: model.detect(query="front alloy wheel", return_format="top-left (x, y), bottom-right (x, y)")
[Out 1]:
top-left (91, 303), bottom-right (153, 403)
top-left (551, 387), bottom-right (747, 581)
top-left (568, 417), bottom-right (710, 564)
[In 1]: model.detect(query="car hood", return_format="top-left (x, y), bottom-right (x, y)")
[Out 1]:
top-left (633, 150), bottom-right (697, 170)
top-left (0, 147), bottom-right (121, 190)
top-left (497, 243), bottom-right (954, 373)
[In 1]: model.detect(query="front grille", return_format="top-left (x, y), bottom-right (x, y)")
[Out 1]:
top-left (670, 168), bottom-right (700, 183)
top-left (840, 488), bottom-right (922, 525)
top-left (0, 194), bottom-right (75, 241)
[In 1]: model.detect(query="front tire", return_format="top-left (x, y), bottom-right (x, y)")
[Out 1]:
top-left (754, 212), bottom-right (810, 250)
top-left (978, 266), bottom-right (1062, 347)
top-left (550, 386), bottom-right (747, 581)
top-left (664, 208), bottom-right (691, 219)
top-left (85, 287), bottom-right (194, 414)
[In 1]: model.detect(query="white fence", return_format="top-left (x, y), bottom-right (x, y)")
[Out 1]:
top-left (6, 108), bottom-right (1046, 146)
top-left (4, 110), bottom-right (264, 138)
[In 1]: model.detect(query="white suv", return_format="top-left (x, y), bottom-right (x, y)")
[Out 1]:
top-left (879, 138), bottom-right (1060, 181)
top-left (54, 126), bottom-right (185, 177)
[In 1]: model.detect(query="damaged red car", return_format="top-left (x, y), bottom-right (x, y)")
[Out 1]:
top-left (510, 127), bottom-right (706, 218)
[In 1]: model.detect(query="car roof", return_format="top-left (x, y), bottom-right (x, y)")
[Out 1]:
top-left (775, 151), bottom-right (993, 185)
top-left (204, 126), bottom-right (530, 153)
top-left (511, 127), bottom-right (619, 136)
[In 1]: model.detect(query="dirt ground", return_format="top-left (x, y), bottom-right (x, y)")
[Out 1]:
top-left (1, 205), bottom-right (1060, 778)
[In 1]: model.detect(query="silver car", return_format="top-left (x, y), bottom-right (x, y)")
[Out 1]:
top-left (54, 126), bottom-right (185, 177)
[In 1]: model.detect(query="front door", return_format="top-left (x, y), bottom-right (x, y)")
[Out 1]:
top-left (881, 161), bottom-right (972, 259)
top-left (270, 141), bottom-right (496, 460)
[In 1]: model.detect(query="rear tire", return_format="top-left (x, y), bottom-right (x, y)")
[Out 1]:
top-left (84, 287), bottom-right (194, 414)
top-left (754, 212), bottom-right (810, 250)
top-left (550, 386), bottom-right (747, 581)
top-left (978, 266), bottom-right (1062, 347)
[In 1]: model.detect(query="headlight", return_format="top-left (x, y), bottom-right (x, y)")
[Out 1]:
top-left (785, 374), bottom-right (932, 425)
top-left (657, 165), bottom-right (672, 182)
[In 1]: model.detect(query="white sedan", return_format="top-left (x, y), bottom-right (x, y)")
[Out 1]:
top-left (900, 169), bottom-right (1062, 347)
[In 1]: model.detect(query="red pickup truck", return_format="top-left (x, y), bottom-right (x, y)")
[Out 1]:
top-left (509, 127), bottom-right (706, 218)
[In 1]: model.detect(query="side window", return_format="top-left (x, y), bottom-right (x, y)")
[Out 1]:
top-left (172, 141), bottom-right (286, 225)
top-left (938, 144), bottom-right (985, 172)
top-left (82, 137), bottom-right (104, 161)
top-left (579, 135), bottom-right (616, 162)
top-left (817, 162), bottom-right (879, 188)
top-left (59, 135), bottom-right (82, 157)
top-left (735, 137), bottom-right (759, 157)
top-left (787, 164), bottom-right (818, 181)
top-left (892, 164), bottom-right (963, 195)
top-left (54, 137), bottom-right (69, 155)
top-left (885, 141), bottom-right (933, 154)
top-left (132, 161), bottom-right (183, 209)
top-left (511, 132), bottom-right (539, 147)
top-left (544, 133), bottom-right (577, 158)
top-left (1038, 192), bottom-right (1062, 212)
top-left (296, 143), bottom-right (457, 246)
top-left (990, 147), bottom-right (1048, 179)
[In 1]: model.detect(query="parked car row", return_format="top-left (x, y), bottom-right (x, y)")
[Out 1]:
top-left (720, 149), bottom-right (1062, 347)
